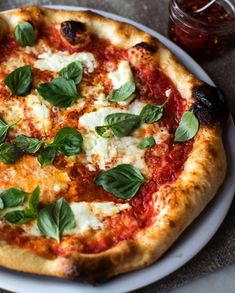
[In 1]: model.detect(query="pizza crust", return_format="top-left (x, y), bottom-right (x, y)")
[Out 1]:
top-left (0, 6), bottom-right (227, 283)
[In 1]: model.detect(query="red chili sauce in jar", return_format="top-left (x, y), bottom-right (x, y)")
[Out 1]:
top-left (168, 0), bottom-right (235, 59)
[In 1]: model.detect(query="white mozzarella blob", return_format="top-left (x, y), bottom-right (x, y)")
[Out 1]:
top-left (66, 202), bottom-right (102, 234)
top-left (79, 101), bottom-right (170, 173)
top-left (67, 201), bottom-right (130, 234)
top-left (108, 60), bottom-right (134, 89)
top-left (35, 51), bottom-right (96, 73)
top-left (79, 101), bottom-right (146, 128)
top-left (25, 94), bottom-right (51, 134)
top-left (79, 101), bottom-right (148, 173)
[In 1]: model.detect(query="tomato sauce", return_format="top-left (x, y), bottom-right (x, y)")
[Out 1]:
top-left (0, 35), bottom-right (19, 64)
top-left (134, 65), bottom-right (186, 131)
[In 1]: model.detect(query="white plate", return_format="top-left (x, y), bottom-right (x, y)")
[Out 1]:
top-left (0, 6), bottom-right (235, 293)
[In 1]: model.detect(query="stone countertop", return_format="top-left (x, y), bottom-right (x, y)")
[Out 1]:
top-left (0, 1), bottom-right (235, 293)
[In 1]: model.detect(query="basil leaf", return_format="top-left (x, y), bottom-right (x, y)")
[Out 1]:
top-left (106, 113), bottom-right (140, 137)
top-left (95, 164), bottom-right (146, 199)
top-left (174, 111), bottom-right (199, 142)
top-left (4, 210), bottom-right (33, 224)
top-left (14, 22), bottom-right (36, 46)
top-left (51, 127), bottom-right (83, 156)
top-left (96, 113), bottom-right (141, 138)
top-left (4, 65), bottom-right (33, 96)
top-left (0, 188), bottom-right (26, 209)
top-left (38, 127), bottom-right (83, 167)
top-left (59, 61), bottom-right (83, 85)
top-left (0, 143), bottom-right (23, 164)
top-left (38, 147), bottom-right (57, 167)
top-left (140, 104), bottom-right (163, 124)
top-left (37, 198), bottom-right (76, 242)
top-left (0, 118), bottom-right (10, 143)
top-left (28, 186), bottom-right (40, 216)
top-left (137, 136), bottom-right (156, 149)
top-left (0, 118), bottom-right (21, 144)
top-left (13, 135), bottom-right (43, 154)
top-left (109, 81), bottom-right (136, 102)
top-left (37, 77), bottom-right (79, 108)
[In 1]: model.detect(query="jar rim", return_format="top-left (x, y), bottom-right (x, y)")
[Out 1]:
top-left (170, 0), bottom-right (235, 34)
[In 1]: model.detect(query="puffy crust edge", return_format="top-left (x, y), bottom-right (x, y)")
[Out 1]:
top-left (0, 6), bottom-right (227, 283)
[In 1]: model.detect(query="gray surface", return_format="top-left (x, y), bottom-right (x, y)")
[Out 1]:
top-left (168, 262), bottom-right (235, 293)
top-left (0, 0), bottom-right (235, 292)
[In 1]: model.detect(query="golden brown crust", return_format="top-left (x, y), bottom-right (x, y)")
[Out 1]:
top-left (0, 6), bottom-right (227, 283)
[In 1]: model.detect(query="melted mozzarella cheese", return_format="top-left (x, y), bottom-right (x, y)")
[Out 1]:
top-left (108, 60), bottom-right (133, 89)
top-left (35, 51), bottom-right (96, 73)
top-left (66, 202), bottom-right (102, 234)
top-left (21, 202), bottom-right (130, 237)
top-left (79, 101), bottom-right (170, 173)
top-left (25, 93), bottom-right (51, 134)
top-left (82, 132), bottom-right (148, 173)
top-left (79, 101), bottom-right (148, 173)
top-left (79, 101), bottom-right (146, 127)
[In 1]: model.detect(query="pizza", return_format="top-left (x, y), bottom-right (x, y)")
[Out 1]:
top-left (0, 6), bottom-right (228, 283)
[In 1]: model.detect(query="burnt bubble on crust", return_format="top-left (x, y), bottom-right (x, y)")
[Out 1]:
top-left (0, 18), bottom-right (9, 42)
top-left (191, 84), bottom-right (229, 125)
top-left (132, 42), bottom-right (157, 53)
top-left (60, 20), bottom-right (90, 46)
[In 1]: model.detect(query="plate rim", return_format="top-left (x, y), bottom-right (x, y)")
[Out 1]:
top-left (0, 5), bottom-right (234, 293)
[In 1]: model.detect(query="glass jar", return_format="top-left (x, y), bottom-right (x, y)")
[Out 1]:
top-left (168, 0), bottom-right (235, 60)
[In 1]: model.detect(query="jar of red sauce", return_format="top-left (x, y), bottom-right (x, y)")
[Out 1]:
top-left (168, 0), bottom-right (235, 59)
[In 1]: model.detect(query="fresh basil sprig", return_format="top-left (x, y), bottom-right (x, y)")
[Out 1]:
top-left (0, 143), bottom-right (23, 164)
top-left (13, 135), bottom-right (43, 154)
top-left (137, 136), bottom-right (156, 149)
top-left (59, 61), bottom-right (83, 85)
top-left (0, 188), bottom-right (26, 209)
top-left (109, 81), bottom-right (135, 102)
top-left (38, 127), bottom-right (83, 167)
top-left (95, 164), bottom-right (146, 199)
top-left (4, 186), bottom-right (40, 224)
top-left (14, 22), bottom-right (36, 47)
top-left (37, 198), bottom-right (76, 242)
top-left (0, 117), bottom-right (20, 144)
top-left (174, 111), bottom-right (199, 142)
top-left (96, 113), bottom-right (141, 138)
top-left (140, 104), bottom-right (164, 124)
top-left (4, 65), bottom-right (33, 96)
top-left (37, 77), bottom-right (79, 108)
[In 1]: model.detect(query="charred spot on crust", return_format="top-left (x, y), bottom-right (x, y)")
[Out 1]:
top-left (60, 20), bottom-right (90, 46)
top-left (128, 42), bottom-right (157, 64)
top-left (132, 42), bottom-right (157, 53)
top-left (191, 84), bottom-right (229, 125)
top-left (0, 18), bottom-right (9, 42)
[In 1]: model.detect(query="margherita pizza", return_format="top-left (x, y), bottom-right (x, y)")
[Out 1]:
top-left (0, 6), bottom-right (228, 283)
